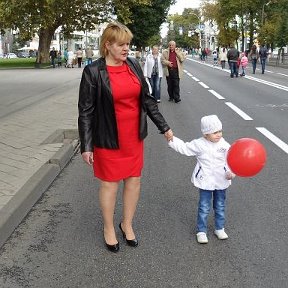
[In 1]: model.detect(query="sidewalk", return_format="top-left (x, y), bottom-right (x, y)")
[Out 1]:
top-left (0, 68), bottom-right (82, 248)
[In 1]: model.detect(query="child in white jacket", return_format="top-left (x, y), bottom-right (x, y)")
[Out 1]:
top-left (168, 115), bottom-right (235, 244)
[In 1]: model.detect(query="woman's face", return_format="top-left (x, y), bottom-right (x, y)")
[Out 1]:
top-left (106, 40), bottom-right (130, 63)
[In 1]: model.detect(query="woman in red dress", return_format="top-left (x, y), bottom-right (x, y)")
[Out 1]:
top-left (78, 22), bottom-right (173, 252)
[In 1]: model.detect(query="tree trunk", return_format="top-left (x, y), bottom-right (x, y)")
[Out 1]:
top-left (35, 27), bottom-right (57, 66)
top-left (248, 10), bottom-right (254, 50)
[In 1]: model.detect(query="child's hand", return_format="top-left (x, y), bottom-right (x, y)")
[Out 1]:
top-left (225, 171), bottom-right (235, 180)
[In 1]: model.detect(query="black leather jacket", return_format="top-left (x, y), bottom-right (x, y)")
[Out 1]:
top-left (78, 57), bottom-right (170, 153)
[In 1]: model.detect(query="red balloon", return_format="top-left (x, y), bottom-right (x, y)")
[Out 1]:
top-left (227, 138), bottom-right (267, 177)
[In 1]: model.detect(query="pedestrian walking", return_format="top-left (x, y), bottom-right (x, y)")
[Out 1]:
top-left (240, 52), bottom-right (248, 76)
top-left (67, 49), bottom-right (74, 68)
top-left (212, 49), bottom-right (218, 66)
top-left (161, 41), bottom-right (186, 103)
top-left (49, 47), bottom-right (57, 68)
top-left (64, 48), bottom-right (68, 67)
top-left (85, 46), bottom-right (94, 65)
top-left (57, 51), bottom-right (62, 68)
top-left (259, 44), bottom-right (268, 74)
top-left (78, 22), bottom-right (173, 253)
top-left (76, 47), bottom-right (83, 68)
top-left (227, 45), bottom-right (239, 78)
top-left (168, 115), bottom-right (235, 244)
top-left (219, 47), bottom-right (228, 69)
top-left (143, 45), bottom-right (163, 103)
top-left (249, 44), bottom-right (259, 74)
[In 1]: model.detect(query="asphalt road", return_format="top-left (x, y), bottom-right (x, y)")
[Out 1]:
top-left (0, 59), bottom-right (288, 288)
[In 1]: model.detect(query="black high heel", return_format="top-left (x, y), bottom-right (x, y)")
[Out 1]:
top-left (119, 223), bottom-right (138, 247)
top-left (105, 241), bottom-right (119, 253)
top-left (103, 233), bottom-right (120, 253)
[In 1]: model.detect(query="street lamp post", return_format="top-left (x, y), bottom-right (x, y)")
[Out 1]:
top-left (190, 12), bottom-right (202, 48)
top-left (261, 1), bottom-right (271, 26)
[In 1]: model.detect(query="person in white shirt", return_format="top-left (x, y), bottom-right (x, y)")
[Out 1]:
top-left (143, 45), bottom-right (163, 103)
top-left (168, 115), bottom-right (235, 244)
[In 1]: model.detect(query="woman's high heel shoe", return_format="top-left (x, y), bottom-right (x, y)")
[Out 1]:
top-left (103, 232), bottom-right (120, 253)
top-left (105, 241), bottom-right (120, 253)
top-left (119, 223), bottom-right (138, 247)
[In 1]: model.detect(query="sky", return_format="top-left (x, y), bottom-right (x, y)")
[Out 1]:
top-left (161, 0), bottom-right (201, 37)
top-left (169, 0), bottom-right (201, 15)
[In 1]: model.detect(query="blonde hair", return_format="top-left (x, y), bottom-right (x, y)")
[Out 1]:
top-left (100, 22), bottom-right (133, 57)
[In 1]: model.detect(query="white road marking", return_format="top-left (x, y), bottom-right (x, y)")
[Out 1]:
top-left (244, 75), bottom-right (288, 92)
top-left (192, 76), bottom-right (200, 81)
top-left (208, 89), bottom-right (225, 100)
top-left (225, 102), bottom-right (253, 120)
top-left (199, 82), bottom-right (209, 88)
top-left (256, 127), bottom-right (288, 154)
top-left (187, 58), bottom-right (288, 92)
top-left (277, 73), bottom-right (288, 77)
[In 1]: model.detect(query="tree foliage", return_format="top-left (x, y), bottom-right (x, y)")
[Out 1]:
top-left (167, 8), bottom-right (202, 49)
top-left (200, 0), bottom-right (287, 50)
top-left (0, 0), bottom-right (150, 64)
top-left (117, 0), bottom-right (175, 49)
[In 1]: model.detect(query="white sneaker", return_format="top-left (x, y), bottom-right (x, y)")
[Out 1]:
top-left (214, 229), bottom-right (228, 240)
top-left (196, 232), bottom-right (208, 244)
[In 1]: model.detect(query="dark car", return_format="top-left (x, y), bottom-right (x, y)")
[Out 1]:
top-left (18, 51), bottom-right (30, 58)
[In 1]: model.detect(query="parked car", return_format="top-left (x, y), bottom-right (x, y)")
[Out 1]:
top-left (18, 51), bottom-right (30, 58)
top-left (5, 53), bottom-right (18, 58)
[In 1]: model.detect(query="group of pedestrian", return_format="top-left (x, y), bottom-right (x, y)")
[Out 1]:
top-left (143, 41), bottom-right (186, 104)
top-left (78, 21), bottom-right (234, 252)
top-left (215, 43), bottom-right (268, 78)
top-left (50, 46), bottom-right (94, 69)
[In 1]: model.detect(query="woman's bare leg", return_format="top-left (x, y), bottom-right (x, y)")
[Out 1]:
top-left (99, 180), bottom-right (119, 245)
top-left (121, 177), bottom-right (141, 239)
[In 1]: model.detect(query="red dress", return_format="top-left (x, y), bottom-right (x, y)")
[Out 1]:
top-left (93, 63), bottom-right (144, 181)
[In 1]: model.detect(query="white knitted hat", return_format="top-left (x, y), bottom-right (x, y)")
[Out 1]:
top-left (201, 115), bottom-right (222, 134)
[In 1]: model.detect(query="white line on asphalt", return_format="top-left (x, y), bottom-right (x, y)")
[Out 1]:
top-left (257, 68), bottom-right (273, 73)
top-left (208, 89), bottom-right (225, 99)
top-left (225, 102), bottom-right (253, 120)
top-left (277, 73), bottom-right (288, 77)
top-left (192, 76), bottom-right (200, 81)
top-left (256, 127), bottom-right (288, 154)
top-left (244, 75), bottom-right (288, 92)
top-left (199, 82), bottom-right (209, 88)
top-left (187, 58), bottom-right (288, 92)
top-left (184, 70), bottom-right (193, 77)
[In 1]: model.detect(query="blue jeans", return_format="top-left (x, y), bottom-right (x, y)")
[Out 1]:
top-left (197, 189), bottom-right (226, 233)
top-left (260, 58), bottom-right (266, 73)
top-left (148, 75), bottom-right (161, 101)
top-left (251, 58), bottom-right (257, 74)
top-left (230, 61), bottom-right (238, 77)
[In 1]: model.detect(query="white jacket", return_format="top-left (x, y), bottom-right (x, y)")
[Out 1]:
top-left (169, 136), bottom-right (232, 190)
top-left (143, 53), bottom-right (163, 78)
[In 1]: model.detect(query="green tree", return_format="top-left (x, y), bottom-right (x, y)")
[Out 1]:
top-left (118, 0), bottom-right (175, 50)
top-left (201, 0), bottom-right (287, 51)
top-left (0, 0), bottom-right (149, 65)
top-left (167, 8), bottom-right (202, 49)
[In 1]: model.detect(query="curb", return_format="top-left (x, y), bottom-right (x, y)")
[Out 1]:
top-left (0, 138), bottom-right (80, 249)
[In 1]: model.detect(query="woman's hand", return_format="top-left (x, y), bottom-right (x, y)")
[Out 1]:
top-left (164, 129), bottom-right (173, 141)
top-left (82, 152), bottom-right (94, 165)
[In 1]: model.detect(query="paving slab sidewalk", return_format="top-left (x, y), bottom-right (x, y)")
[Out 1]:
top-left (0, 68), bottom-right (82, 248)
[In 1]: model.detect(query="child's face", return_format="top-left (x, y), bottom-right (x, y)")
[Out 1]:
top-left (205, 130), bottom-right (223, 142)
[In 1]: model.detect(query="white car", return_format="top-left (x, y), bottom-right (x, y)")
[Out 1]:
top-left (5, 53), bottom-right (18, 58)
